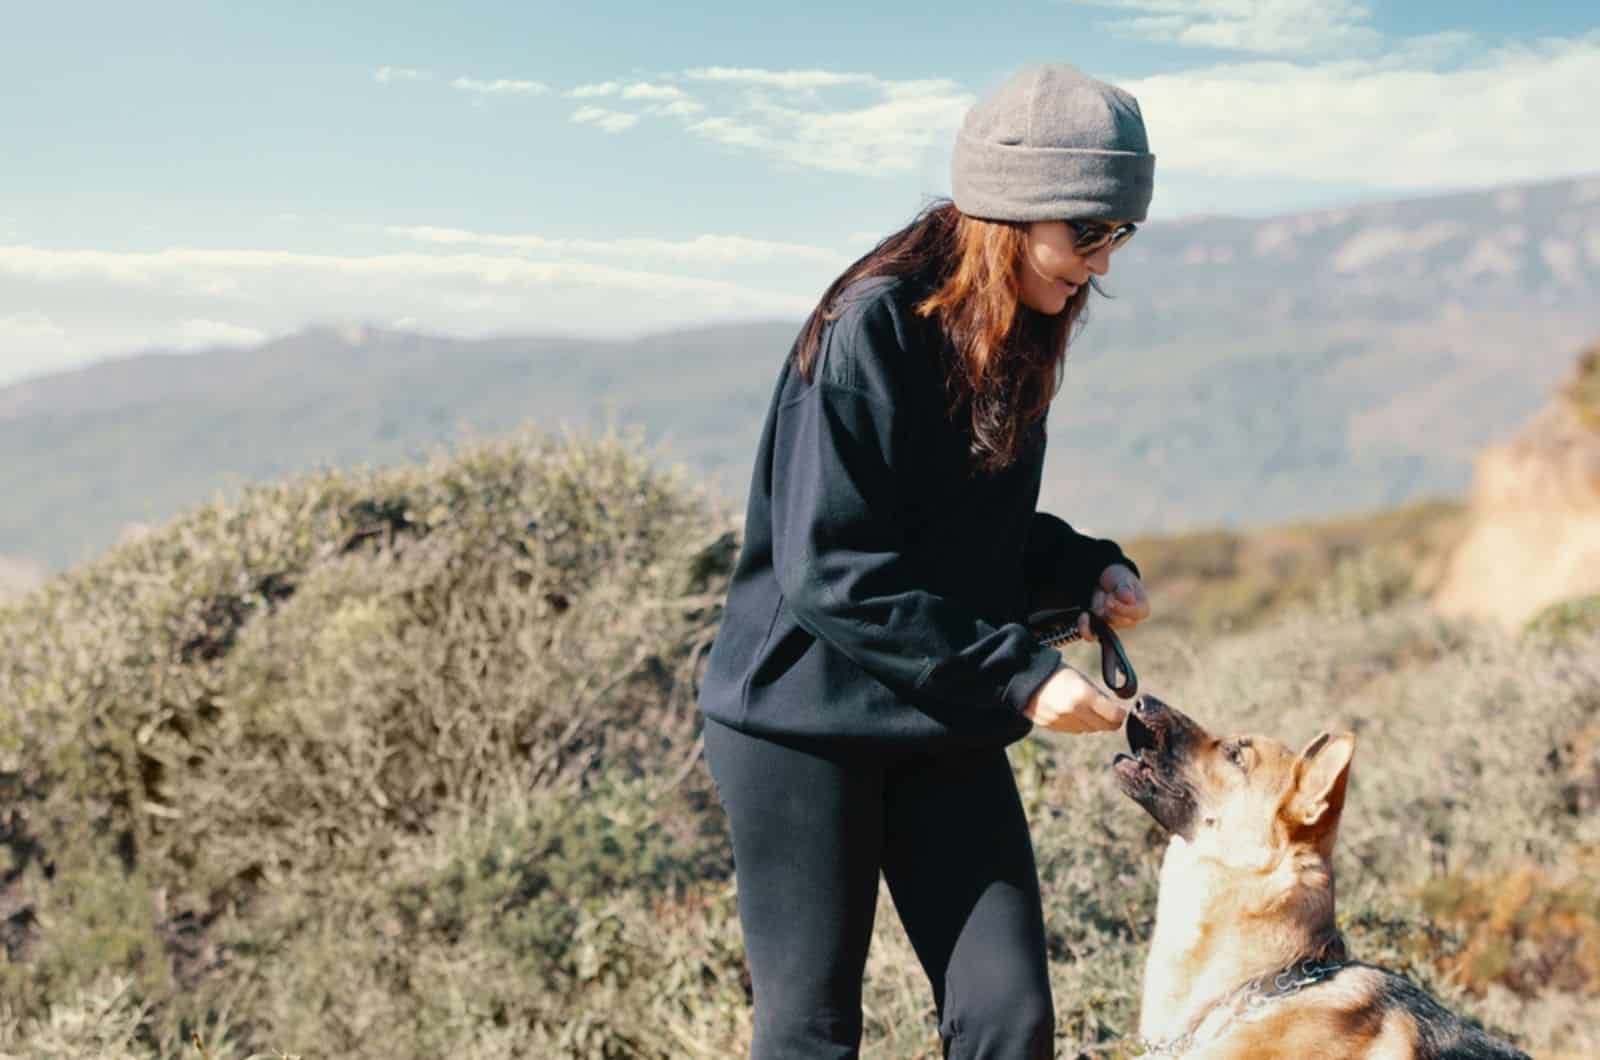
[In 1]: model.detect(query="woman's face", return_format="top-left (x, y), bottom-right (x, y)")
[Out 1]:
top-left (1018, 220), bottom-right (1124, 315)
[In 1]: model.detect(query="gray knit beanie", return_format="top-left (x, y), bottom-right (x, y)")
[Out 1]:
top-left (951, 63), bottom-right (1155, 223)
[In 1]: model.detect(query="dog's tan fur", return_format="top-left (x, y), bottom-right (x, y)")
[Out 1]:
top-left (1114, 696), bottom-right (1528, 1059)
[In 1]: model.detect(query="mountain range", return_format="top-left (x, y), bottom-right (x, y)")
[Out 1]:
top-left (3, 173), bottom-right (1598, 574)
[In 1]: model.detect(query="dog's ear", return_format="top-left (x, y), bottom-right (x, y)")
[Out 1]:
top-left (1288, 732), bottom-right (1355, 847)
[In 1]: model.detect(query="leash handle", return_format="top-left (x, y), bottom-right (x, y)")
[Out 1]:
top-left (1026, 607), bottom-right (1139, 700)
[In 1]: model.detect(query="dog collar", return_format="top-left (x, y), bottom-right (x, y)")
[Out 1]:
top-left (1136, 936), bottom-right (1350, 1057)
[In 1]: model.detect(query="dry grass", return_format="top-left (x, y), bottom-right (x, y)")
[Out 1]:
top-left (1121, 498), bottom-right (1469, 638)
top-left (1023, 587), bottom-right (1600, 1057)
top-left (0, 431), bottom-right (1595, 1058)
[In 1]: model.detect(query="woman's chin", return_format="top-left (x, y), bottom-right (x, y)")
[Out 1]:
top-left (1021, 293), bottom-right (1070, 316)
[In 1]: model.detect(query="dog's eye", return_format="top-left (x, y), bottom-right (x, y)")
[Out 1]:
top-left (1224, 742), bottom-right (1247, 769)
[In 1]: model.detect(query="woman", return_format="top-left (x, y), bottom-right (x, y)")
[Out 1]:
top-left (697, 63), bottom-right (1155, 1059)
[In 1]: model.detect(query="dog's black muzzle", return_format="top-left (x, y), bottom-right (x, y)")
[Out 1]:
top-left (1114, 695), bottom-right (1202, 837)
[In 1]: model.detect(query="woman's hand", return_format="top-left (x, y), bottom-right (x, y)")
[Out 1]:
top-left (1074, 562), bottom-right (1150, 639)
top-left (1021, 666), bottom-right (1127, 734)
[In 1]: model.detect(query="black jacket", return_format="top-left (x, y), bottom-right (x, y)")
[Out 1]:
top-left (697, 273), bottom-right (1136, 749)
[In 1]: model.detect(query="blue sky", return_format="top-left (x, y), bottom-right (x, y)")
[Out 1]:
top-left (2, 0), bottom-right (1598, 385)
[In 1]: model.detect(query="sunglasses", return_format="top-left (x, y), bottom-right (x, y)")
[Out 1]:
top-left (1067, 219), bottom-right (1137, 254)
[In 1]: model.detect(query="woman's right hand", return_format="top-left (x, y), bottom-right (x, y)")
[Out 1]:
top-left (1022, 666), bottom-right (1127, 734)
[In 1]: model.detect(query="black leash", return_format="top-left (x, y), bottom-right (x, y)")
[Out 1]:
top-left (1026, 607), bottom-right (1138, 699)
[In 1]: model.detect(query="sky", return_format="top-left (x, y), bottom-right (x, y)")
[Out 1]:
top-left (2, 0), bottom-right (1598, 387)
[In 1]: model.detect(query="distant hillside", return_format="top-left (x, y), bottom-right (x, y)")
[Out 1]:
top-left (3, 174), bottom-right (1598, 570)
top-left (0, 321), bottom-right (795, 570)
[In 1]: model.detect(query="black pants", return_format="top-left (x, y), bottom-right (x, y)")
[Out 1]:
top-left (703, 718), bottom-right (1054, 1060)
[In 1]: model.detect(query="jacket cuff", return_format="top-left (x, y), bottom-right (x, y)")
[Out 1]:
top-left (1000, 643), bottom-right (1063, 717)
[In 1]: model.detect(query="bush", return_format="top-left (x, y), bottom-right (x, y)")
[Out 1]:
top-left (1, 433), bottom-right (1595, 1058)
top-left (1563, 343), bottom-right (1600, 430)
top-left (0, 429), bottom-right (732, 1048)
top-left (1526, 594), bottom-right (1600, 643)
top-left (1122, 499), bottom-right (1467, 637)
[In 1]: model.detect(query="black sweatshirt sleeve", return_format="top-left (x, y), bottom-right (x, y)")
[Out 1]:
top-left (1024, 512), bottom-right (1140, 610)
top-left (768, 323), bottom-right (1062, 718)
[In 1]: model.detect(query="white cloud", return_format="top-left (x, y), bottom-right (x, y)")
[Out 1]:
top-left (620, 82), bottom-right (689, 102)
top-left (0, 243), bottom-right (818, 386)
top-left (0, 312), bottom-right (84, 383)
top-left (1122, 32), bottom-right (1600, 192)
top-left (558, 68), bottom-right (971, 174)
top-left (569, 67), bottom-right (974, 177)
top-left (556, 82), bottom-right (707, 125)
top-left (684, 115), bottom-right (769, 150)
top-left (1072, 0), bottom-right (1381, 56)
top-left (656, 99), bottom-right (705, 117)
top-left (684, 67), bottom-right (882, 91)
top-left (426, 76), bottom-right (686, 120)
top-left (718, 85), bottom-right (970, 176)
top-left (1383, 31), bottom-right (1479, 68)
top-left (175, 319), bottom-right (268, 349)
top-left (375, 66), bottom-right (431, 83)
top-left (0, 245), bottom-right (811, 303)
top-left (555, 35), bottom-right (1597, 193)
top-left (450, 77), bottom-right (549, 96)
top-left (570, 106), bottom-right (640, 133)
top-left (0, 311), bottom-right (70, 344)
top-left (385, 225), bottom-right (848, 266)
top-left (622, 82), bottom-right (706, 117)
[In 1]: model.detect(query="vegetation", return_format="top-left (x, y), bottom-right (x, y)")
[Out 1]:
top-left (1120, 498), bottom-right (1468, 637)
top-left (0, 431), bottom-right (1595, 1058)
top-left (1527, 594), bottom-right (1600, 643)
top-left (1564, 341), bottom-right (1600, 430)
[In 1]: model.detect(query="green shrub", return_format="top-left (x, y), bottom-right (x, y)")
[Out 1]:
top-left (0, 429), bottom-right (732, 1047)
top-left (1526, 594), bottom-right (1600, 643)
top-left (1563, 343), bottom-right (1600, 430)
top-left (201, 777), bottom-right (748, 1059)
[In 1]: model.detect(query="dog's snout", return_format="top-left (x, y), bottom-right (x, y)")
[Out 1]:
top-left (1126, 709), bottom-right (1161, 755)
top-left (1122, 694), bottom-right (1209, 763)
top-left (1135, 694), bottom-right (1170, 718)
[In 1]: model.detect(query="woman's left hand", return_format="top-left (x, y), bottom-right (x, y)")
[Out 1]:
top-left (1075, 563), bottom-right (1150, 639)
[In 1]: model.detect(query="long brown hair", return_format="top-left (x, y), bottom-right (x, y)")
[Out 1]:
top-left (792, 198), bottom-right (1093, 472)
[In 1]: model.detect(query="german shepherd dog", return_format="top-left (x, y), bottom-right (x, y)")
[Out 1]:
top-left (1113, 696), bottom-right (1530, 1059)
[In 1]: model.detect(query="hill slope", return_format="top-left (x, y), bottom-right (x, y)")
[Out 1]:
top-left (1437, 342), bottom-right (1600, 627)
top-left (3, 174), bottom-right (1599, 570)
